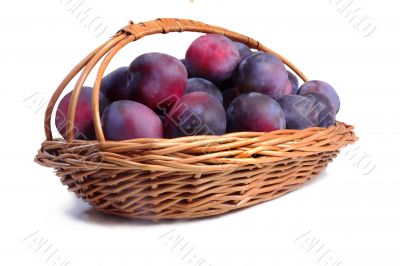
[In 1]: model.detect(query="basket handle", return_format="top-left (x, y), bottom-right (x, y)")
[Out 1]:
top-left (43, 18), bottom-right (308, 142)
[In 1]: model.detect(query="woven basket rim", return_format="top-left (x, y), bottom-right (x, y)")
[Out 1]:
top-left (36, 121), bottom-right (356, 173)
top-left (44, 121), bottom-right (353, 144)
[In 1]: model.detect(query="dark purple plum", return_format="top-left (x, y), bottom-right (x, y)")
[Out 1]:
top-left (287, 71), bottom-right (299, 94)
top-left (180, 59), bottom-right (192, 78)
top-left (101, 100), bottom-right (163, 140)
top-left (298, 80), bottom-right (340, 113)
top-left (222, 86), bottom-right (240, 109)
top-left (185, 34), bottom-right (240, 82)
top-left (226, 92), bottom-right (286, 133)
top-left (278, 93), bottom-right (335, 129)
top-left (55, 86), bottom-right (109, 140)
top-left (185, 78), bottom-right (223, 103)
top-left (100, 67), bottom-right (130, 102)
top-left (303, 92), bottom-right (336, 127)
top-left (233, 42), bottom-right (252, 61)
top-left (164, 92), bottom-right (226, 138)
top-left (278, 95), bottom-right (314, 129)
top-left (237, 52), bottom-right (289, 99)
top-left (129, 53), bottom-right (187, 110)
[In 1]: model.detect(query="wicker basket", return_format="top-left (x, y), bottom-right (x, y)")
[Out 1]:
top-left (35, 18), bottom-right (357, 221)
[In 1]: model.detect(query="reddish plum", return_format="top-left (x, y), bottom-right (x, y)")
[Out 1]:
top-left (129, 53), bottom-right (187, 110)
top-left (185, 34), bottom-right (240, 82)
top-left (55, 86), bottom-right (109, 140)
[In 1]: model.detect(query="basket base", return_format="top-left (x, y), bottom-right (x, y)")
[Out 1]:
top-left (60, 150), bottom-right (338, 221)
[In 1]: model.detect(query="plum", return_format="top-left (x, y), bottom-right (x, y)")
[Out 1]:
top-left (237, 52), bottom-right (289, 100)
top-left (287, 71), bottom-right (299, 94)
top-left (278, 94), bottom-right (315, 129)
top-left (100, 67), bottom-right (130, 102)
top-left (278, 93), bottom-right (336, 129)
top-left (55, 86), bottom-right (109, 140)
top-left (129, 52), bottom-right (187, 110)
top-left (298, 80), bottom-right (340, 113)
top-left (185, 78), bottom-right (223, 103)
top-left (101, 100), bottom-right (163, 140)
top-left (185, 34), bottom-right (240, 82)
top-left (164, 92), bottom-right (226, 138)
top-left (226, 92), bottom-right (286, 133)
top-left (216, 43), bottom-right (251, 90)
top-left (303, 92), bottom-right (336, 127)
top-left (233, 42), bottom-right (252, 61)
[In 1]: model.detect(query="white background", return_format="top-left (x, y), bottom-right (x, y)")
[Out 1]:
top-left (1, 0), bottom-right (399, 265)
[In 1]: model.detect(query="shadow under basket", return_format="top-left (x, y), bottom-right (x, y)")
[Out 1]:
top-left (35, 18), bottom-right (357, 221)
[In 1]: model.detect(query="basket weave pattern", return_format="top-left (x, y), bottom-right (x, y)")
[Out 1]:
top-left (35, 18), bottom-right (357, 220)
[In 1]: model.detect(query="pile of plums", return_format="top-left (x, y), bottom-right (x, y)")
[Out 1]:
top-left (55, 34), bottom-right (340, 141)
